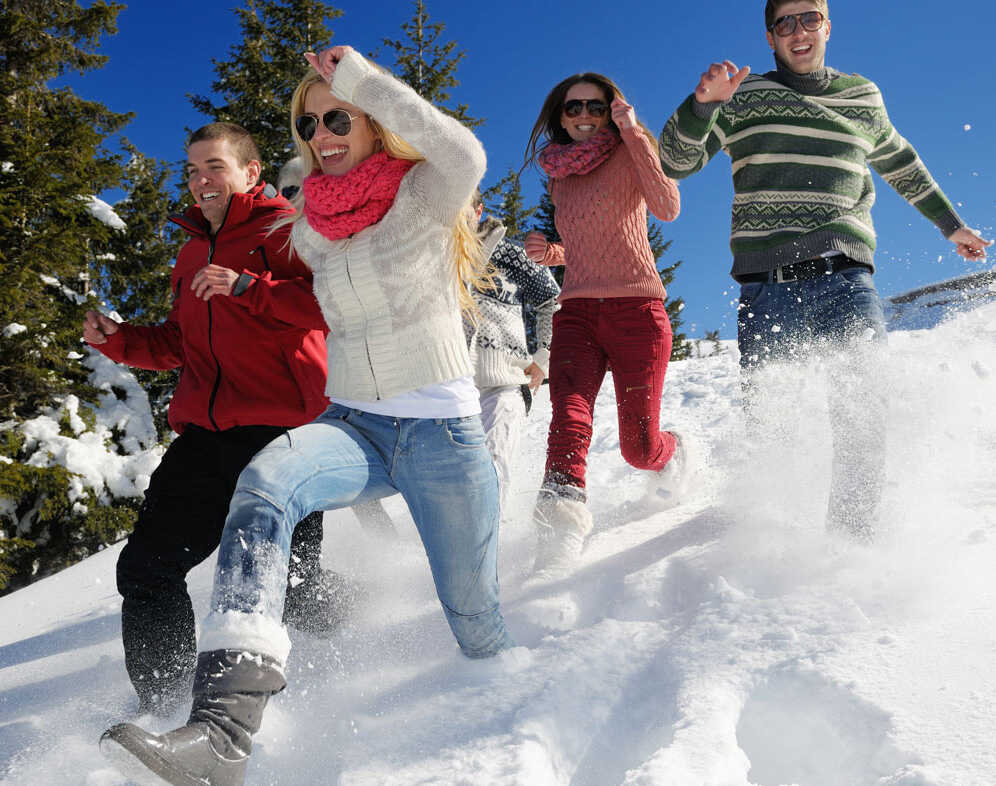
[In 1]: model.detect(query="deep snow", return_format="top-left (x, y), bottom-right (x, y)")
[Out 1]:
top-left (1, 284), bottom-right (995, 785)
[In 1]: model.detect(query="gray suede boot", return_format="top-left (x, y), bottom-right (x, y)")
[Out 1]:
top-left (100, 649), bottom-right (285, 786)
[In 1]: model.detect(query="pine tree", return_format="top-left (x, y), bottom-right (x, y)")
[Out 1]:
top-left (381, 0), bottom-right (481, 128)
top-left (188, 0), bottom-right (344, 184)
top-left (0, 0), bottom-right (155, 593)
top-left (648, 223), bottom-right (690, 360)
top-left (0, 0), bottom-right (131, 419)
top-left (483, 170), bottom-right (536, 241)
top-left (99, 143), bottom-right (184, 439)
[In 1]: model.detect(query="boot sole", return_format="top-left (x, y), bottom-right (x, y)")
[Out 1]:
top-left (100, 727), bottom-right (208, 786)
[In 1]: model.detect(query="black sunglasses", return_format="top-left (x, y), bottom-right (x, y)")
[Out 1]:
top-left (295, 109), bottom-right (360, 141)
top-left (769, 10), bottom-right (825, 37)
top-left (563, 99), bottom-right (609, 118)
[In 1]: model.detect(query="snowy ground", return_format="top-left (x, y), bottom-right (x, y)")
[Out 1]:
top-left (2, 293), bottom-right (995, 785)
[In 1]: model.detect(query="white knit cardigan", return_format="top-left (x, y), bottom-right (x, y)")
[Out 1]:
top-left (291, 50), bottom-right (486, 402)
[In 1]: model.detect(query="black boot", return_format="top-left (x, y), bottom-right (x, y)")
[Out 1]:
top-left (101, 649), bottom-right (285, 786)
top-left (283, 566), bottom-right (361, 637)
top-left (283, 511), bottom-right (360, 637)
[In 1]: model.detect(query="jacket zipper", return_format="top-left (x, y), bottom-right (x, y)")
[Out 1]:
top-left (342, 239), bottom-right (380, 400)
top-left (205, 200), bottom-right (235, 430)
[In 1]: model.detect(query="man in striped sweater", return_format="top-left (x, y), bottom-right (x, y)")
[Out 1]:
top-left (659, 0), bottom-right (991, 539)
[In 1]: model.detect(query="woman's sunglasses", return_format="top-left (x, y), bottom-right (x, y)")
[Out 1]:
top-left (563, 99), bottom-right (609, 118)
top-left (295, 109), bottom-right (360, 141)
top-left (768, 10), bottom-right (825, 37)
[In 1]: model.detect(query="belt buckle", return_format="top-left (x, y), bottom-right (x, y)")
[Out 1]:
top-left (774, 265), bottom-right (796, 284)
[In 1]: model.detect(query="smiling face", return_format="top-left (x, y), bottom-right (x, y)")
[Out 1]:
top-left (186, 138), bottom-right (260, 233)
top-left (766, 1), bottom-right (831, 75)
top-left (560, 82), bottom-right (610, 143)
top-left (302, 84), bottom-right (378, 177)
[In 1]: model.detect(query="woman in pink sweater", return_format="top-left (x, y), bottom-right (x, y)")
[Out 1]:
top-left (523, 72), bottom-right (685, 574)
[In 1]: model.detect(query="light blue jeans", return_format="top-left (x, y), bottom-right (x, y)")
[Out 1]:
top-left (209, 404), bottom-right (513, 659)
top-left (737, 265), bottom-right (888, 539)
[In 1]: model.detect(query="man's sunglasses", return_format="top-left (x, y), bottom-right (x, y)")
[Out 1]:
top-left (295, 109), bottom-right (360, 141)
top-left (563, 99), bottom-right (609, 118)
top-left (768, 10), bottom-right (825, 37)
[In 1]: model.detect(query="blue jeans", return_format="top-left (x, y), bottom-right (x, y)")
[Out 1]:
top-left (209, 404), bottom-right (512, 659)
top-left (737, 266), bottom-right (888, 538)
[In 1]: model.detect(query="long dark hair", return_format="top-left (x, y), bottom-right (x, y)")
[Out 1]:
top-left (523, 72), bottom-right (657, 170)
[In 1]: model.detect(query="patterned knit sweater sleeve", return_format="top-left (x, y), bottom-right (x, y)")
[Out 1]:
top-left (658, 94), bottom-right (726, 180)
top-left (863, 82), bottom-right (963, 238)
top-left (330, 50), bottom-right (485, 227)
top-left (620, 126), bottom-right (680, 222)
top-left (497, 240), bottom-right (560, 373)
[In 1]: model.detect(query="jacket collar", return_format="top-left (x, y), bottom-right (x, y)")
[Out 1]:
top-left (168, 183), bottom-right (281, 238)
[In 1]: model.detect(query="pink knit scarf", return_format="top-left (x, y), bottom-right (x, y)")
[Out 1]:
top-left (302, 152), bottom-right (416, 241)
top-left (538, 128), bottom-right (620, 179)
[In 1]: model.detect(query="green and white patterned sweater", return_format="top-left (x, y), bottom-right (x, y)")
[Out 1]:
top-left (659, 63), bottom-right (964, 279)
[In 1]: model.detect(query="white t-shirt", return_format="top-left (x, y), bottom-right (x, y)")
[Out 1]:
top-left (330, 375), bottom-right (481, 419)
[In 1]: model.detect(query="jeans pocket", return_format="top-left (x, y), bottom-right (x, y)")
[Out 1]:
top-left (443, 415), bottom-right (487, 448)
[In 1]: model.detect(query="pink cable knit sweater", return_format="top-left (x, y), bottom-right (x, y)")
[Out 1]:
top-left (541, 126), bottom-right (680, 301)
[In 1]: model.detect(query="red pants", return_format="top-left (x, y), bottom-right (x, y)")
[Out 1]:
top-left (544, 297), bottom-right (676, 490)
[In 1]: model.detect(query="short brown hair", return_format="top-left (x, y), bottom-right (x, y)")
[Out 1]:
top-left (765, 0), bottom-right (828, 30)
top-left (187, 122), bottom-right (261, 168)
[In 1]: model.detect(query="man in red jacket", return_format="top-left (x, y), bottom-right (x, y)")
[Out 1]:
top-left (83, 123), bottom-right (342, 716)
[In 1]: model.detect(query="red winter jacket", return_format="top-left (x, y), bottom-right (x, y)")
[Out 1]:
top-left (93, 184), bottom-right (329, 434)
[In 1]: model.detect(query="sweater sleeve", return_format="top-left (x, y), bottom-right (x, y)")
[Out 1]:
top-left (500, 242), bottom-right (560, 374)
top-left (865, 88), bottom-right (964, 238)
top-left (620, 126), bottom-right (680, 222)
top-left (330, 50), bottom-right (486, 228)
top-left (658, 94), bottom-right (728, 180)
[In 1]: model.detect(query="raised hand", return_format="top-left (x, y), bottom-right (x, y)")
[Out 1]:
top-left (191, 264), bottom-right (239, 301)
top-left (83, 310), bottom-right (119, 345)
top-left (949, 227), bottom-right (992, 261)
top-left (524, 231), bottom-right (549, 263)
top-left (610, 97), bottom-right (637, 130)
top-left (303, 45), bottom-right (354, 83)
top-left (695, 61), bottom-right (751, 104)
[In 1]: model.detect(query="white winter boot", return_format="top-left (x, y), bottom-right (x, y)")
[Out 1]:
top-left (646, 431), bottom-right (698, 508)
top-left (532, 487), bottom-right (593, 577)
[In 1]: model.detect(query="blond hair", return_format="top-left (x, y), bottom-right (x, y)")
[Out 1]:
top-left (280, 71), bottom-right (490, 316)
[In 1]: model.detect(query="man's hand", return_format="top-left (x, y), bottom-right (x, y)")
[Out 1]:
top-left (949, 227), bottom-right (992, 261)
top-left (192, 264), bottom-right (239, 301)
top-left (524, 231), bottom-right (549, 263)
top-left (304, 45), bottom-right (354, 83)
top-left (524, 362), bottom-right (545, 392)
top-left (695, 61), bottom-right (751, 104)
top-left (83, 310), bottom-right (119, 345)
top-left (610, 97), bottom-right (637, 131)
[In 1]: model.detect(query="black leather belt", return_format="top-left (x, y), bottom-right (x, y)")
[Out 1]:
top-left (738, 257), bottom-right (870, 284)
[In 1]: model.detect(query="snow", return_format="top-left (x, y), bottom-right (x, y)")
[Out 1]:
top-left (83, 197), bottom-right (126, 232)
top-left (1, 324), bottom-right (27, 339)
top-left (1, 293), bottom-right (995, 785)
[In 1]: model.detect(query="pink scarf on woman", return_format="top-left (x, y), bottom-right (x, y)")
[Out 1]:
top-left (302, 151), bottom-right (416, 241)
top-left (538, 128), bottom-right (620, 179)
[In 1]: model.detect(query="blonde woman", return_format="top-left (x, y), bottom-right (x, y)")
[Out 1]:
top-left (101, 45), bottom-right (511, 786)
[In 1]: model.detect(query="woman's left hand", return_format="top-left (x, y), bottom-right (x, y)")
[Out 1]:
top-left (304, 45), bottom-right (354, 83)
top-left (611, 97), bottom-right (637, 130)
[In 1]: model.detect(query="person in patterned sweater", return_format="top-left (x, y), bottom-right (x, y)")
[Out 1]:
top-left (522, 72), bottom-right (684, 575)
top-left (658, 0), bottom-right (991, 539)
top-left (465, 190), bottom-right (560, 521)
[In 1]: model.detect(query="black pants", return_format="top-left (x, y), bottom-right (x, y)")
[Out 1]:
top-left (116, 424), bottom-right (324, 709)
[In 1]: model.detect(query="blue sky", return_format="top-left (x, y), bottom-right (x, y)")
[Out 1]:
top-left (65, 0), bottom-right (994, 339)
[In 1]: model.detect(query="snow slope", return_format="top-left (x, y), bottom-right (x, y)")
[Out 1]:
top-left (2, 296), bottom-right (995, 786)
